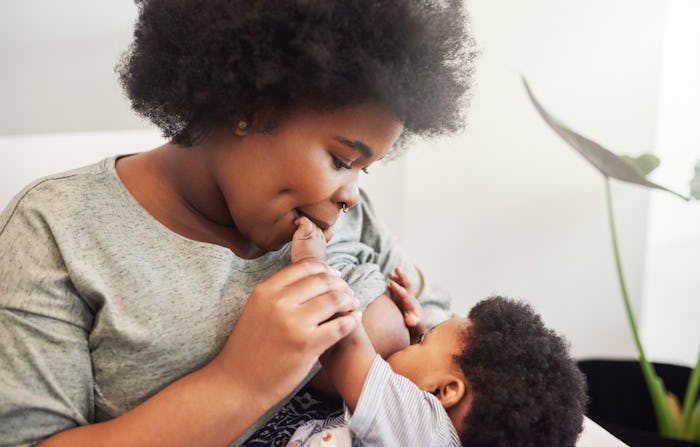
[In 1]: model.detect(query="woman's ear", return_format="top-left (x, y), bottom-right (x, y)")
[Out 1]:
top-left (435, 375), bottom-right (466, 409)
top-left (234, 120), bottom-right (249, 137)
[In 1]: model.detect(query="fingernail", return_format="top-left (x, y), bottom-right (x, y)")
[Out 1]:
top-left (331, 268), bottom-right (341, 276)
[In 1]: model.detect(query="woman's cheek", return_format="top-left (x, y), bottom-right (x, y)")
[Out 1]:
top-left (293, 170), bottom-right (339, 198)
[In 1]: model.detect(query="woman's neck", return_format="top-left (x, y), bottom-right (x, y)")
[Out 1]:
top-left (116, 143), bottom-right (265, 258)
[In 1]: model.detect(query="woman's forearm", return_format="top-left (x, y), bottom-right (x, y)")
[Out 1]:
top-left (38, 362), bottom-right (275, 447)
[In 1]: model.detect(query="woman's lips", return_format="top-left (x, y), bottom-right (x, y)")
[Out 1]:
top-left (294, 209), bottom-right (333, 231)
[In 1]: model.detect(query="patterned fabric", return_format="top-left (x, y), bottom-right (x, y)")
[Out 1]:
top-left (287, 418), bottom-right (352, 447)
top-left (242, 387), bottom-right (343, 447)
top-left (286, 410), bottom-right (351, 447)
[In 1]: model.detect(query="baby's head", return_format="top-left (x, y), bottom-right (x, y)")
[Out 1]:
top-left (387, 296), bottom-right (587, 447)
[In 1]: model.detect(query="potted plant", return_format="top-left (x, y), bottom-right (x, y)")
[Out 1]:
top-left (523, 78), bottom-right (700, 445)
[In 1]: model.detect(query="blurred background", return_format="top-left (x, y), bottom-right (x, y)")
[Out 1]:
top-left (1, 0), bottom-right (698, 366)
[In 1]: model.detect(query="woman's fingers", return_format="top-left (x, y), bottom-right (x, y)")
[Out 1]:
top-left (279, 269), bottom-right (353, 306)
top-left (261, 259), bottom-right (339, 293)
top-left (312, 312), bottom-right (361, 352)
top-left (298, 289), bottom-right (360, 325)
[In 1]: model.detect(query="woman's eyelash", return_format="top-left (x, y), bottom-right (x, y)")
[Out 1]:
top-left (331, 154), bottom-right (369, 173)
top-left (332, 155), bottom-right (352, 170)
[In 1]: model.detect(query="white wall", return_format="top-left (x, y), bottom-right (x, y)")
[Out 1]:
top-left (0, 130), bottom-right (165, 209)
top-left (640, 0), bottom-right (700, 367)
top-left (0, 2), bottom-right (146, 135)
top-left (398, 0), bottom-right (668, 362)
top-left (1, 1), bottom-right (697, 365)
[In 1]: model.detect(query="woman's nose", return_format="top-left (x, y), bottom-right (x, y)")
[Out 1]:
top-left (333, 177), bottom-right (360, 212)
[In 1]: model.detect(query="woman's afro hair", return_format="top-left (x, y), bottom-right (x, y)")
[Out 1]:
top-left (117, 0), bottom-right (477, 146)
top-left (457, 297), bottom-right (588, 447)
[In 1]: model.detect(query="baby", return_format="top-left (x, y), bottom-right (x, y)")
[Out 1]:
top-left (289, 217), bottom-right (587, 446)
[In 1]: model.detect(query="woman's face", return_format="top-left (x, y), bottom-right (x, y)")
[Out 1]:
top-left (209, 102), bottom-right (403, 256)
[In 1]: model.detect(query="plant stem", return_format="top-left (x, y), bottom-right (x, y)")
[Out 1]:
top-left (604, 177), bottom-right (678, 437)
top-left (681, 349), bottom-right (700, 436)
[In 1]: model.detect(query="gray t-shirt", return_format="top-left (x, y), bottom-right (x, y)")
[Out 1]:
top-left (0, 156), bottom-right (451, 446)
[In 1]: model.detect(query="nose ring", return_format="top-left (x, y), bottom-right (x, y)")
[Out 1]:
top-left (340, 202), bottom-right (349, 213)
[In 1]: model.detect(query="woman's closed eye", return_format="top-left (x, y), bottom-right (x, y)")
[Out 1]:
top-left (331, 154), bottom-right (352, 170)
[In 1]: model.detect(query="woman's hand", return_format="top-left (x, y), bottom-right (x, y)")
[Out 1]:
top-left (212, 259), bottom-right (360, 402)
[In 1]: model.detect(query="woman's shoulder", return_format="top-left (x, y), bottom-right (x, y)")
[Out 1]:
top-left (0, 157), bottom-right (120, 226)
top-left (4, 156), bottom-right (114, 202)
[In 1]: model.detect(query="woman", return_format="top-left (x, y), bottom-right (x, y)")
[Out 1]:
top-left (0, 1), bottom-right (476, 445)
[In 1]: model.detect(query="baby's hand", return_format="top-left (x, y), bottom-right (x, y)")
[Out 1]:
top-left (387, 267), bottom-right (425, 344)
top-left (291, 216), bottom-right (330, 263)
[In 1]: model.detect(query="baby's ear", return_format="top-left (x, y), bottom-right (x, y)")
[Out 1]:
top-left (435, 375), bottom-right (466, 409)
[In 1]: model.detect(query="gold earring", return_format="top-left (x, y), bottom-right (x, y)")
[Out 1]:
top-left (237, 120), bottom-right (248, 131)
top-left (340, 202), bottom-right (349, 213)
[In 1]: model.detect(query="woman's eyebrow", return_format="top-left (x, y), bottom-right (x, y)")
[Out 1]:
top-left (334, 136), bottom-right (374, 158)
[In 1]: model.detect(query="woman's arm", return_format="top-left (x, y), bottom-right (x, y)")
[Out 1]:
top-left (37, 260), bottom-right (359, 447)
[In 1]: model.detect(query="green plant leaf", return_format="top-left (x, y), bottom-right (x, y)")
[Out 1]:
top-left (619, 154), bottom-right (660, 177)
top-left (690, 159), bottom-right (700, 200)
top-left (689, 398), bottom-right (700, 441)
top-left (604, 179), bottom-right (679, 438)
top-left (681, 350), bottom-right (700, 438)
top-left (522, 77), bottom-right (689, 201)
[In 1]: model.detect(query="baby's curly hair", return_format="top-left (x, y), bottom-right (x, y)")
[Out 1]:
top-left (117, 0), bottom-right (477, 147)
top-left (457, 297), bottom-right (588, 447)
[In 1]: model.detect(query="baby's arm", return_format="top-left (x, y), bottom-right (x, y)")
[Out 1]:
top-left (319, 317), bottom-right (376, 410)
top-left (291, 218), bottom-right (419, 398)
top-left (320, 270), bottom-right (426, 410)
top-left (292, 218), bottom-right (376, 398)
top-left (290, 218), bottom-right (403, 353)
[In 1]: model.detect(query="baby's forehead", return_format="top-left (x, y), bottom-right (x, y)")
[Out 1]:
top-left (436, 317), bottom-right (471, 344)
top-left (452, 316), bottom-right (472, 333)
top-left (453, 318), bottom-right (473, 349)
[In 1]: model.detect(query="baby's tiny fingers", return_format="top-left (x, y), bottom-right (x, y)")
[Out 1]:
top-left (393, 267), bottom-right (414, 292)
top-left (405, 313), bottom-right (420, 327)
top-left (323, 227), bottom-right (334, 242)
top-left (388, 280), bottom-right (411, 300)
